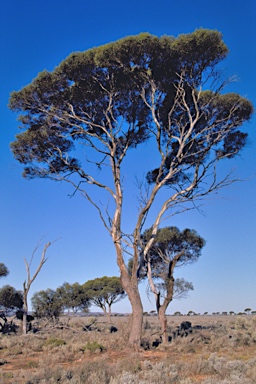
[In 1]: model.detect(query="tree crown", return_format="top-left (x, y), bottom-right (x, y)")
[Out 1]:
top-left (0, 285), bottom-right (23, 315)
top-left (0, 263), bottom-right (9, 279)
top-left (142, 226), bottom-right (205, 273)
top-left (9, 29), bottom-right (252, 183)
top-left (82, 276), bottom-right (126, 306)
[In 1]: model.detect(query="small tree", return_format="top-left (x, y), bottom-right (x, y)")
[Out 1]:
top-left (22, 240), bottom-right (53, 334)
top-left (82, 276), bottom-right (126, 322)
top-left (56, 282), bottom-right (90, 316)
top-left (0, 285), bottom-right (23, 332)
top-left (138, 226), bottom-right (204, 342)
top-left (31, 288), bottom-right (63, 323)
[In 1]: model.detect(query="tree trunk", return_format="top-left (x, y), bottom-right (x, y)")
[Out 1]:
top-left (22, 284), bottom-right (28, 335)
top-left (127, 289), bottom-right (143, 350)
top-left (107, 306), bottom-right (111, 324)
top-left (112, 200), bottom-right (143, 349)
top-left (156, 275), bottom-right (175, 343)
top-left (22, 296), bottom-right (28, 335)
top-left (114, 228), bottom-right (143, 349)
top-left (158, 305), bottom-right (168, 343)
top-left (22, 311), bottom-right (27, 335)
top-left (120, 271), bottom-right (143, 350)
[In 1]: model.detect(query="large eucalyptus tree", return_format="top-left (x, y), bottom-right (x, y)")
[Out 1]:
top-left (9, 29), bottom-right (253, 348)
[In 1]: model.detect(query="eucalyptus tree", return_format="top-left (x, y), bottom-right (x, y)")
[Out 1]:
top-left (31, 288), bottom-right (63, 323)
top-left (135, 226), bottom-right (204, 342)
top-left (0, 285), bottom-right (23, 316)
top-left (82, 276), bottom-right (126, 322)
top-left (9, 29), bottom-right (253, 348)
top-left (0, 285), bottom-right (23, 332)
top-left (56, 282), bottom-right (90, 315)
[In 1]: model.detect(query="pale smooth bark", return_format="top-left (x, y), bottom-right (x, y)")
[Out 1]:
top-left (22, 241), bottom-right (52, 335)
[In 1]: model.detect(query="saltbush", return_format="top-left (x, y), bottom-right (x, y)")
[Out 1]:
top-left (82, 340), bottom-right (105, 353)
top-left (43, 337), bottom-right (66, 347)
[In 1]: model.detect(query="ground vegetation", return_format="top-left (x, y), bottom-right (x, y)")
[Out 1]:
top-left (0, 314), bottom-right (256, 383)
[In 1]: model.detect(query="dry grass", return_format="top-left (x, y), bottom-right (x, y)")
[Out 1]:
top-left (0, 315), bottom-right (256, 383)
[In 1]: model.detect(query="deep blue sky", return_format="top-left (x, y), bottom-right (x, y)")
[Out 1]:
top-left (1, 0), bottom-right (256, 314)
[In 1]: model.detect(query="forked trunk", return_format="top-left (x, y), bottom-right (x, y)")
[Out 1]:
top-left (113, 219), bottom-right (143, 351)
top-left (114, 234), bottom-right (143, 349)
top-left (102, 307), bottom-right (111, 323)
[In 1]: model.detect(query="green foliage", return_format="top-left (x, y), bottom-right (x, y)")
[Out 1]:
top-left (81, 341), bottom-right (105, 353)
top-left (9, 29), bottom-right (253, 181)
top-left (0, 285), bottom-right (23, 316)
top-left (143, 226), bottom-right (205, 268)
top-left (0, 263), bottom-right (9, 279)
top-left (56, 282), bottom-right (90, 314)
top-left (31, 288), bottom-right (63, 321)
top-left (173, 278), bottom-right (194, 300)
top-left (82, 276), bottom-right (126, 316)
top-left (136, 226), bottom-right (204, 289)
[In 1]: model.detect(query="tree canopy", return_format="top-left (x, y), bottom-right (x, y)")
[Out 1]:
top-left (56, 282), bottom-right (90, 314)
top-left (140, 226), bottom-right (205, 276)
top-left (136, 226), bottom-right (204, 341)
top-left (9, 29), bottom-right (254, 347)
top-left (0, 285), bottom-right (23, 316)
top-left (0, 285), bottom-right (23, 333)
top-left (31, 288), bottom-right (63, 322)
top-left (82, 276), bottom-right (126, 321)
top-left (9, 29), bottom-right (252, 186)
top-left (0, 263), bottom-right (9, 279)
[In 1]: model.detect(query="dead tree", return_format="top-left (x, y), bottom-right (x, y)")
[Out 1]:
top-left (23, 240), bottom-right (52, 335)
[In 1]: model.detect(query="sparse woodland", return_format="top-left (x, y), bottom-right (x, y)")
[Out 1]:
top-left (2, 27), bottom-right (255, 383)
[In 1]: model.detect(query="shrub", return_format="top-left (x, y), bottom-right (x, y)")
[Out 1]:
top-left (81, 341), bottom-right (105, 353)
top-left (26, 359), bottom-right (39, 368)
top-left (43, 337), bottom-right (66, 347)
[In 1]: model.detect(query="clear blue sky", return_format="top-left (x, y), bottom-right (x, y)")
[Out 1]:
top-left (1, 0), bottom-right (255, 315)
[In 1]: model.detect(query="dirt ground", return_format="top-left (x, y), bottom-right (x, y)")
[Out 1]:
top-left (0, 315), bottom-right (255, 383)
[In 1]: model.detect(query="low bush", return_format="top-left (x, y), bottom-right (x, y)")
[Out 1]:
top-left (81, 340), bottom-right (105, 353)
top-left (43, 337), bottom-right (66, 347)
